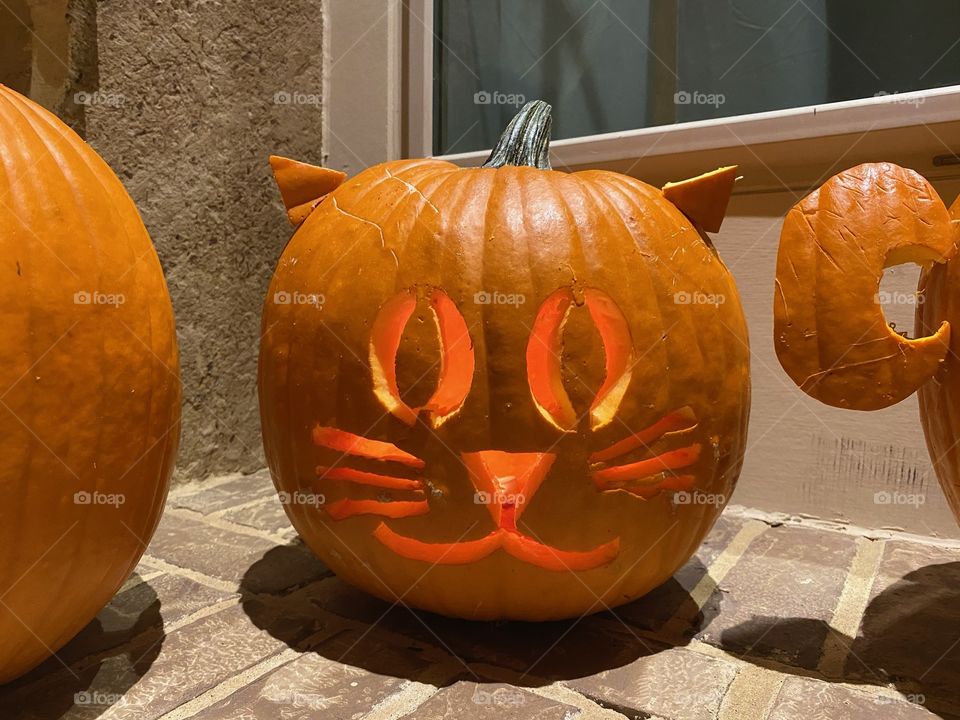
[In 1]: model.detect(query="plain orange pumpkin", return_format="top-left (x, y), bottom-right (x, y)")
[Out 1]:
top-left (259, 101), bottom-right (750, 620)
top-left (0, 86), bottom-right (180, 681)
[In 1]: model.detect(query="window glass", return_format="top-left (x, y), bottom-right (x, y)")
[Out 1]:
top-left (434, 0), bottom-right (960, 155)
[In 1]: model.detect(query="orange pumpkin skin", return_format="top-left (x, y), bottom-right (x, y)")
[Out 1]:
top-left (774, 163), bottom-right (953, 411)
top-left (259, 103), bottom-right (750, 620)
top-left (917, 196), bottom-right (960, 522)
top-left (0, 87), bottom-right (180, 681)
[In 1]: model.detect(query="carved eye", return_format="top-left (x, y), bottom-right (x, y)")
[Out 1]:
top-left (526, 288), bottom-right (634, 432)
top-left (369, 288), bottom-right (474, 427)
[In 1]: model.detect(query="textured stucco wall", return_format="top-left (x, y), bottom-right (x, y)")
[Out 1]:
top-left (3, 0), bottom-right (327, 480)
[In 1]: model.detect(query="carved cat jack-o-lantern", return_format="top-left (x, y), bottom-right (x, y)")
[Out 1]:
top-left (259, 101), bottom-right (750, 621)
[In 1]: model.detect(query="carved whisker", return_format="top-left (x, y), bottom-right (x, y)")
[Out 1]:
top-left (603, 473), bottom-right (696, 499)
top-left (315, 465), bottom-right (423, 491)
top-left (591, 444), bottom-right (701, 489)
top-left (589, 407), bottom-right (698, 464)
top-left (311, 425), bottom-right (425, 469)
top-left (324, 498), bottom-right (430, 521)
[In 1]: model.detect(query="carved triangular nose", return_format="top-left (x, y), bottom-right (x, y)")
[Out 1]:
top-left (461, 451), bottom-right (556, 530)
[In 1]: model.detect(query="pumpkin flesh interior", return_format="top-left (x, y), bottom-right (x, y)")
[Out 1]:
top-left (326, 498), bottom-right (430, 521)
top-left (370, 289), bottom-right (474, 427)
top-left (373, 523), bottom-right (620, 570)
top-left (461, 451), bottom-right (556, 530)
top-left (583, 288), bottom-right (634, 430)
top-left (423, 289), bottom-right (474, 425)
top-left (369, 291), bottom-right (420, 425)
top-left (315, 465), bottom-right (423, 491)
top-left (311, 426), bottom-right (426, 469)
top-left (526, 289), bottom-right (577, 430)
top-left (372, 450), bottom-right (617, 570)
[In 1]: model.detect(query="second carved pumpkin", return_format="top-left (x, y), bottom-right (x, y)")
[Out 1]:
top-left (773, 162), bottom-right (960, 523)
top-left (259, 102), bottom-right (750, 620)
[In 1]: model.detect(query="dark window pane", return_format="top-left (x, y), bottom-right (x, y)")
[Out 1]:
top-left (434, 0), bottom-right (960, 155)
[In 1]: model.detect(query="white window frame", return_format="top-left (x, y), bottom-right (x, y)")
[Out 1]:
top-left (408, 0), bottom-right (960, 192)
top-left (325, 1), bottom-right (960, 193)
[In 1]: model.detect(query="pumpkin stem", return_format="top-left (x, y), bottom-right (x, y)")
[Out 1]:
top-left (482, 100), bottom-right (553, 170)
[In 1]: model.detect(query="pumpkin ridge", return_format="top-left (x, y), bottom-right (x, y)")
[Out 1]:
top-left (592, 173), bottom-right (719, 400)
top-left (335, 164), bottom-right (451, 281)
top-left (18, 88), bottom-right (176, 548)
top-left (2, 93), bottom-right (107, 617)
top-left (548, 173), bottom-right (591, 285)
top-left (289, 170), bottom-right (450, 466)
top-left (547, 176), bottom-right (599, 428)
top-left (476, 168), bottom-right (510, 446)
top-left (572, 175), bottom-right (674, 416)
top-left (382, 161), bottom-right (457, 212)
top-left (21, 90), bottom-right (178, 553)
top-left (25, 87), bottom-right (180, 562)
top-left (589, 171), bottom-right (745, 534)
top-left (279, 181), bottom-right (397, 485)
top-left (516, 169), bottom-right (556, 425)
top-left (0, 92), bottom-right (51, 528)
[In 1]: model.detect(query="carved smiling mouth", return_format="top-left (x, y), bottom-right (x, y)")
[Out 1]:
top-left (373, 450), bottom-right (620, 571)
top-left (310, 407), bottom-right (700, 571)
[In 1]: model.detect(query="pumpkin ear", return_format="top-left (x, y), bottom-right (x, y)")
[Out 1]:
top-left (662, 166), bottom-right (739, 233)
top-left (269, 155), bottom-right (347, 227)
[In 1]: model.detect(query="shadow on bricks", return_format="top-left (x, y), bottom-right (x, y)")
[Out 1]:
top-left (239, 543), bottom-right (721, 688)
top-left (0, 573), bottom-right (165, 719)
top-left (721, 561), bottom-right (960, 719)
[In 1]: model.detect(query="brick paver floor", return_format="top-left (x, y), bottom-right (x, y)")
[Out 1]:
top-left (3, 470), bottom-right (959, 719)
